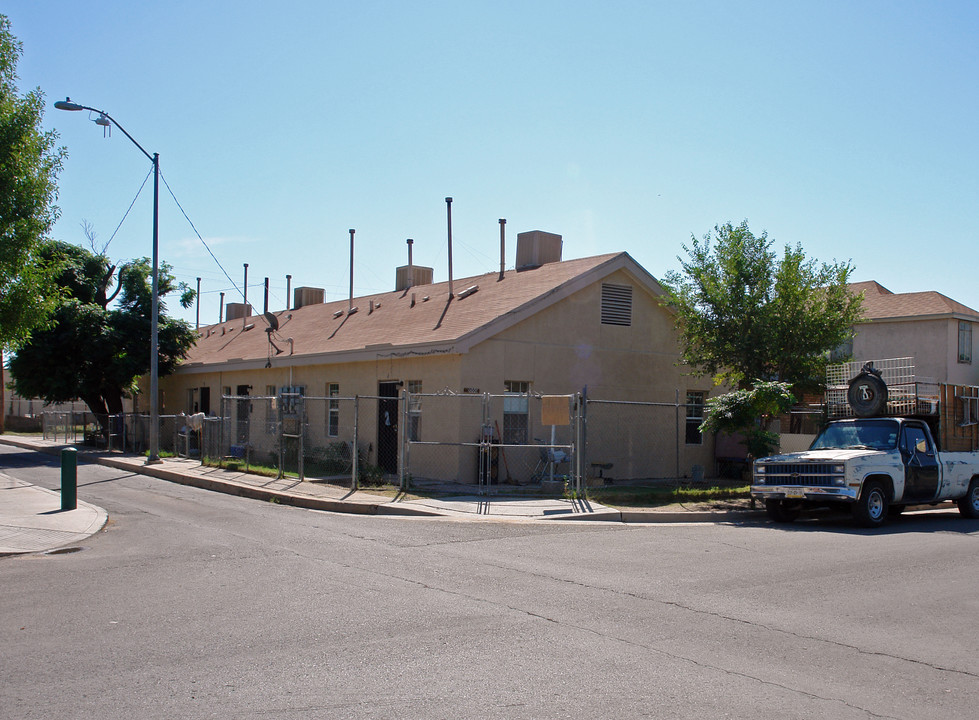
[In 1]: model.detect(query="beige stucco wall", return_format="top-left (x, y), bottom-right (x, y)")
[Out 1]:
top-left (852, 317), bottom-right (979, 385)
top-left (462, 269), bottom-right (715, 480)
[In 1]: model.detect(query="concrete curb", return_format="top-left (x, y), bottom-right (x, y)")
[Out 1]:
top-left (40, 448), bottom-right (444, 519)
top-left (1, 436), bottom-right (761, 523)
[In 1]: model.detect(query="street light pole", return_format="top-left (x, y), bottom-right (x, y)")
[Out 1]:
top-left (54, 97), bottom-right (162, 464)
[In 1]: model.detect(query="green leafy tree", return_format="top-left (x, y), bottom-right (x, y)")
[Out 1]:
top-left (662, 220), bottom-right (863, 392)
top-left (662, 220), bottom-right (863, 458)
top-left (8, 241), bottom-right (196, 421)
top-left (699, 381), bottom-right (796, 459)
top-left (0, 14), bottom-right (67, 431)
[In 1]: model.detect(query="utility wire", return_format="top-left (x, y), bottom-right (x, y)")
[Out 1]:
top-left (159, 169), bottom-right (274, 330)
top-left (159, 169), bottom-right (244, 303)
top-left (104, 166), bottom-right (153, 254)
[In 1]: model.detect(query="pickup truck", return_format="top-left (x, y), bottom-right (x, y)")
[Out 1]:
top-left (751, 416), bottom-right (979, 527)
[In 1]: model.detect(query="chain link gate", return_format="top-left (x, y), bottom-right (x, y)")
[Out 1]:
top-left (401, 390), bottom-right (583, 495)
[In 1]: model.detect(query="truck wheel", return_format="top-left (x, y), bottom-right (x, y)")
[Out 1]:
top-left (957, 478), bottom-right (979, 519)
top-left (765, 500), bottom-right (800, 523)
top-left (853, 481), bottom-right (889, 528)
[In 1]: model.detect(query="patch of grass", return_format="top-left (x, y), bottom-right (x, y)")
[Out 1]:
top-left (201, 457), bottom-right (298, 479)
top-left (585, 484), bottom-right (750, 508)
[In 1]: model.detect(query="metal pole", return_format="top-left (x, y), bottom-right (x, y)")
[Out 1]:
top-left (195, 277), bottom-right (201, 330)
top-left (675, 388), bottom-right (681, 482)
top-left (348, 229), bottom-right (355, 313)
top-left (499, 218), bottom-right (506, 281)
top-left (445, 197), bottom-right (454, 298)
top-left (219, 292), bottom-right (225, 323)
top-left (61, 447), bottom-right (77, 511)
top-left (148, 153), bottom-right (161, 464)
top-left (286, 274), bottom-right (292, 310)
top-left (352, 396), bottom-right (360, 490)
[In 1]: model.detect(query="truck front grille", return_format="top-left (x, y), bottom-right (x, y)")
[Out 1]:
top-left (758, 463), bottom-right (840, 487)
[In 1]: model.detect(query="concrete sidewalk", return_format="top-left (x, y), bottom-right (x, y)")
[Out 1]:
top-left (0, 435), bottom-right (764, 555)
top-left (0, 472), bottom-right (108, 556)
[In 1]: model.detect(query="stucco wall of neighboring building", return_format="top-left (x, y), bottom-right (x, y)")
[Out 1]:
top-left (852, 317), bottom-right (978, 385)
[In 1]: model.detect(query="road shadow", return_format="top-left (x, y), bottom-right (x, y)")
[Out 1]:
top-left (759, 507), bottom-right (979, 535)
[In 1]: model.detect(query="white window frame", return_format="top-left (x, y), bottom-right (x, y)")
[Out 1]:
top-left (406, 380), bottom-right (422, 441)
top-left (685, 391), bottom-right (705, 445)
top-left (503, 380), bottom-right (530, 445)
top-left (327, 383), bottom-right (340, 438)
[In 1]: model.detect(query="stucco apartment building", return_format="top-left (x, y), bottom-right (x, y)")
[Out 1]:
top-left (847, 280), bottom-right (979, 385)
top-left (155, 231), bottom-right (716, 483)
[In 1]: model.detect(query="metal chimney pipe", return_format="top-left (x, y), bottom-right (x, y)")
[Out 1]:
top-left (195, 277), bottom-right (201, 329)
top-left (219, 292), bottom-right (225, 323)
top-left (286, 274), bottom-right (292, 310)
top-left (348, 229), bottom-right (355, 312)
top-left (498, 219), bottom-right (506, 281)
top-left (407, 238), bottom-right (413, 267)
top-left (263, 277), bottom-right (269, 315)
top-left (445, 197), bottom-right (454, 298)
top-left (243, 263), bottom-right (249, 307)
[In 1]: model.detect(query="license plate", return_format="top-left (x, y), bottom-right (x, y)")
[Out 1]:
top-left (785, 488), bottom-right (805, 499)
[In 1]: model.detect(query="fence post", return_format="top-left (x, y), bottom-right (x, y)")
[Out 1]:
top-left (352, 396), bottom-right (360, 490)
top-left (277, 392), bottom-right (284, 479)
top-left (60, 447), bottom-right (77, 511)
top-left (673, 388), bottom-right (680, 487)
top-left (298, 394), bottom-right (305, 482)
top-left (400, 388), bottom-right (408, 491)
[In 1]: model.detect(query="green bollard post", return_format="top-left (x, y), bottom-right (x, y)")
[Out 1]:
top-left (61, 447), bottom-right (77, 511)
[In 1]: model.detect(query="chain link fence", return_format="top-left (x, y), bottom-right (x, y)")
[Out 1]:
top-left (402, 392), bottom-right (581, 494)
top-left (40, 391), bottom-right (714, 493)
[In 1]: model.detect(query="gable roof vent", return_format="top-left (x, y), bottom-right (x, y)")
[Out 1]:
top-left (601, 283), bottom-right (633, 326)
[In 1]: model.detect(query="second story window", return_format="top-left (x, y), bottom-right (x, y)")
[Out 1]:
top-left (959, 321), bottom-right (973, 364)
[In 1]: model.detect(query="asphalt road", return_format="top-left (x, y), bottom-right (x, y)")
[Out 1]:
top-left (2, 444), bottom-right (978, 719)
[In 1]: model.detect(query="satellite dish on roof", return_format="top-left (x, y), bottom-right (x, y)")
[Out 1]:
top-left (264, 312), bottom-right (279, 332)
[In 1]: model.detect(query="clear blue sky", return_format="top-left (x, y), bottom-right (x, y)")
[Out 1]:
top-left (7, 1), bottom-right (979, 327)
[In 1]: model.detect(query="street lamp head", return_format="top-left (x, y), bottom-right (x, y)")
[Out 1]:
top-left (54, 97), bottom-right (84, 111)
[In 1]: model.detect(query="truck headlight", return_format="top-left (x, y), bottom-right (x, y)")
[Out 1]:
top-left (754, 464), bottom-right (765, 475)
top-left (832, 464), bottom-right (845, 474)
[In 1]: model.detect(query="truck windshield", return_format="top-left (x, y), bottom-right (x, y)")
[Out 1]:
top-left (810, 419), bottom-right (899, 451)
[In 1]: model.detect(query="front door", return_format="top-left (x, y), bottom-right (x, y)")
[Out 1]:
top-left (900, 424), bottom-right (940, 502)
top-left (377, 381), bottom-right (400, 475)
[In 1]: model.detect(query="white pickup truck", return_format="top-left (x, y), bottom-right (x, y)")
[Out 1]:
top-left (751, 359), bottom-right (979, 527)
top-left (752, 416), bottom-right (979, 527)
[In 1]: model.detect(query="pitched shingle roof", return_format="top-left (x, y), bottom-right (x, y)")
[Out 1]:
top-left (181, 252), bottom-right (658, 372)
top-left (850, 281), bottom-right (979, 322)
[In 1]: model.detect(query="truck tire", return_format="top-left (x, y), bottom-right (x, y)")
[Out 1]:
top-left (853, 480), bottom-right (889, 528)
top-left (957, 478), bottom-right (979, 519)
top-left (847, 372), bottom-right (888, 417)
top-left (765, 499), bottom-right (800, 523)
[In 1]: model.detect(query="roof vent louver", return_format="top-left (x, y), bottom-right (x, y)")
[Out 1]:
top-left (601, 283), bottom-right (633, 326)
